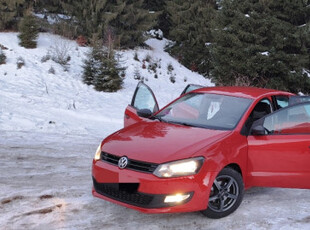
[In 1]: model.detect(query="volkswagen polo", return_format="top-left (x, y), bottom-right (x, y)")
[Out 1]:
top-left (92, 82), bottom-right (310, 218)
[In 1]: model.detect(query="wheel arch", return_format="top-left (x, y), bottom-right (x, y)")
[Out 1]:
top-left (224, 163), bottom-right (242, 176)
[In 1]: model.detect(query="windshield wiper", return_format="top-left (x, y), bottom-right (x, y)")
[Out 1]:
top-left (167, 120), bottom-right (199, 128)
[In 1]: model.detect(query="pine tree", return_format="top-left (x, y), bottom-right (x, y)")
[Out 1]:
top-left (142, 0), bottom-right (165, 11)
top-left (211, 0), bottom-right (310, 93)
top-left (156, 9), bottom-right (172, 37)
top-left (35, 0), bottom-right (64, 14)
top-left (82, 35), bottom-right (123, 92)
top-left (0, 0), bottom-right (26, 30)
top-left (108, 0), bottom-right (157, 48)
top-left (142, 0), bottom-right (171, 37)
top-left (18, 12), bottom-right (39, 48)
top-left (166, 0), bottom-right (217, 76)
top-left (93, 49), bottom-right (123, 92)
top-left (83, 36), bottom-right (105, 85)
top-left (59, 0), bottom-right (106, 38)
top-left (57, 0), bottom-right (155, 48)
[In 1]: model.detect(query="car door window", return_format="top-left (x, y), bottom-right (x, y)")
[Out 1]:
top-left (289, 96), bottom-right (310, 106)
top-left (242, 98), bottom-right (272, 134)
top-left (262, 102), bottom-right (310, 135)
top-left (273, 95), bottom-right (289, 110)
top-left (131, 82), bottom-right (159, 113)
top-left (181, 84), bottom-right (204, 95)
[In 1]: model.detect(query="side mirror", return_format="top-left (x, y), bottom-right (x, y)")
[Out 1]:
top-left (137, 109), bottom-right (153, 118)
top-left (251, 125), bottom-right (266, 136)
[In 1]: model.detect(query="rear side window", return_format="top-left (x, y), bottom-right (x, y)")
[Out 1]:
top-left (263, 103), bottom-right (310, 135)
top-left (289, 96), bottom-right (310, 106)
top-left (273, 95), bottom-right (289, 110)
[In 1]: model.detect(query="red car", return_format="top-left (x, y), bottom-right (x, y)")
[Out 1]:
top-left (92, 83), bottom-right (310, 218)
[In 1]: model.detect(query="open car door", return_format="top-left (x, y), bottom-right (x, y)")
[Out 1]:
top-left (124, 82), bottom-right (205, 127)
top-left (124, 82), bottom-right (159, 127)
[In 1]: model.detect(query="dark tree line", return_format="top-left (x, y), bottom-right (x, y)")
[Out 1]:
top-left (1, 0), bottom-right (309, 93)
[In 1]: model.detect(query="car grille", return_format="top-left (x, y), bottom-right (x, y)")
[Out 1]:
top-left (101, 152), bottom-right (158, 173)
top-left (92, 179), bottom-right (154, 207)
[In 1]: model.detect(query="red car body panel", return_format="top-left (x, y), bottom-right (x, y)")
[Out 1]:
top-left (194, 86), bottom-right (289, 99)
top-left (247, 134), bottom-right (310, 189)
top-left (92, 159), bottom-right (219, 213)
top-left (92, 85), bottom-right (310, 214)
top-left (124, 105), bottom-right (144, 127)
top-left (102, 121), bottom-right (232, 164)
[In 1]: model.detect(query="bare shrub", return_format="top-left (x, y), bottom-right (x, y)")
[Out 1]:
top-left (167, 62), bottom-right (174, 73)
top-left (134, 66), bottom-right (141, 80)
top-left (0, 49), bottom-right (6, 65)
top-left (134, 51), bottom-right (139, 61)
top-left (144, 53), bottom-right (151, 62)
top-left (48, 66), bottom-right (55, 74)
top-left (76, 35), bottom-right (87, 47)
top-left (41, 54), bottom-right (51, 63)
top-left (49, 37), bottom-right (72, 69)
top-left (169, 74), bottom-right (176, 83)
top-left (16, 57), bottom-right (25, 69)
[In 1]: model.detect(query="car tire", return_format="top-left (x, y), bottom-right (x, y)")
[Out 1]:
top-left (201, 167), bottom-right (244, 219)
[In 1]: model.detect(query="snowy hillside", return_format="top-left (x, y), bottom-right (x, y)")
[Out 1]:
top-left (0, 33), bottom-right (211, 138)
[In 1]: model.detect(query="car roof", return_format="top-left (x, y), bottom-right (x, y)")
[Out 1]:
top-left (194, 86), bottom-right (294, 99)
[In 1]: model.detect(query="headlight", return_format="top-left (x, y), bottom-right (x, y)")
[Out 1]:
top-left (94, 143), bottom-right (102, 161)
top-left (153, 157), bottom-right (204, 178)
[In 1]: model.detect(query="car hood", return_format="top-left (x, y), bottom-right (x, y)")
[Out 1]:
top-left (102, 121), bottom-right (231, 164)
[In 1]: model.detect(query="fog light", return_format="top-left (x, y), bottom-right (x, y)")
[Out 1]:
top-left (164, 193), bottom-right (190, 203)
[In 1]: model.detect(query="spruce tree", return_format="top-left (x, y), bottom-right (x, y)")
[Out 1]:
top-left (211, 0), bottom-right (310, 93)
top-left (142, 0), bottom-right (171, 37)
top-left (93, 49), bottom-right (123, 92)
top-left (59, 0), bottom-right (106, 38)
top-left (108, 0), bottom-right (157, 48)
top-left (18, 12), bottom-right (39, 48)
top-left (156, 9), bottom-right (172, 37)
top-left (57, 0), bottom-right (155, 48)
top-left (142, 0), bottom-right (165, 11)
top-left (166, 0), bottom-right (217, 76)
top-left (82, 35), bottom-right (123, 92)
top-left (83, 37), bottom-right (105, 85)
top-left (0, 0), bottom-right (27, 30)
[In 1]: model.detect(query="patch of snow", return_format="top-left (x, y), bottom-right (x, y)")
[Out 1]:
top-left (260, 51), bottom-right (269, 56)
top-left (303, 69), bottom-right (310, 78)
top-left (34, 13), bottom-right (71, 25)
top-left (298, 24), bottom-right (306, 28)
top-left (146, 29), bottom-right (164, 40)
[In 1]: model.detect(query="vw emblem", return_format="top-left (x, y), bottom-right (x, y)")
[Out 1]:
top-left (118, 156), bottom-right (128, 169)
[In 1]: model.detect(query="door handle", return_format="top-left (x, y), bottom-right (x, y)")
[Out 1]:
top-left (125, 114), bottom-right (130, 119)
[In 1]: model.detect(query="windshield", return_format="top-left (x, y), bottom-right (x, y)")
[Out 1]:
top-left (155, 93), bottom-right (253, 130)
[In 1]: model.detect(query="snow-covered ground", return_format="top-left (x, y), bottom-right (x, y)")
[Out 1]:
top-left (0, 33), bottom-right (210, 137)
top-left (0, 33), bottom-right (310, 230)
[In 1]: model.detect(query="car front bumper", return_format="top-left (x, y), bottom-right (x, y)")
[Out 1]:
top-left (92, 159), bottom-right (217, 213)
